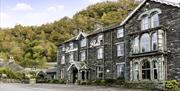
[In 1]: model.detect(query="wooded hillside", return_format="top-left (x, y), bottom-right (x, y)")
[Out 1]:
top-left (0, 0), bottom-right (138, 68)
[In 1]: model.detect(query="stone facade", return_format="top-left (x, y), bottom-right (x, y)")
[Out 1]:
top-left (57, 0), bottom-right (180, 83)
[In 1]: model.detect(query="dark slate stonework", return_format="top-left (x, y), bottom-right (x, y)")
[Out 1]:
top-left (57, 0), bottom-right (180, 82)
top-left (124, 1), bottom-right (180, 81)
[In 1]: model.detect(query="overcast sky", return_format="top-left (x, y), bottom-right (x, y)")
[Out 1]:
top-left (0, 0), bottom-right (179, 28)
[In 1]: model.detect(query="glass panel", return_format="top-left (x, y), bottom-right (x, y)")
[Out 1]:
top-left (141, 16), bottom-right (149, 30)
top-left (133, 37), bottom-right (139, 53)
top-left (151, 13), bottom-right (159, 28)
top-left (117, 28), bottom-right (124, 38)
top-left (117, 64), bottom-right (125, 78)
top-left (97, 48), bottom-right (103, 59)
top-left (134, 63), bottom-right (139, 80)
top-left (142, 60), bottom-right (151, 79)
top-left (117, 43), bottom-right (124, 56)
top-left (152, 33), bottom-right (158, 51)
top-left (140, 33), bottom-right (150, 52)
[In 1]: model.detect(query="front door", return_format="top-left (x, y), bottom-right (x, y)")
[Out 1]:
top-left (72, 67), bottom-right (78, 83)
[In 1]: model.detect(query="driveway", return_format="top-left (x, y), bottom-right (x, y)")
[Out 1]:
top-left (0, 83), bottom-right (146, 91)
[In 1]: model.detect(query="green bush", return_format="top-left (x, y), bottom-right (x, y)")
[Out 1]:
top-left (0, 68), bottom-right (24, 80)
top-left (50, 79), bottom-right (60, 84)
top-left (165, 80), bottom-right (179, 90)
top-left (86, 80), bottom-right (92, 85)
top-left (80, 81), bottom-right (87, 85)
top-left (59, 79), bottom-right (66, 84)
top-left (100, 80), bottom-right (107, 86)
top-left (76, 80), bottom-right (81, 85)
top-left (92, 79), bottom-right (101, 85)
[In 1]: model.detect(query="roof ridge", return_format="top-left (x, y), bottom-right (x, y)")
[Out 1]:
top-left (151, 0), bottom-right (180, 7)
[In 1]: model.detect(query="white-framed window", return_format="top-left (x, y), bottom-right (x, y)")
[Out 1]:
top-left (97, 47), bottom-right (103, 59)
top-left (61, 55), bottom-right (65, 64)
top-left (62, 45), bottom-right (65, 51)
top-left (69, 42), bottom-right (73, 49)
top-left (61, 69), bottom-right (64, 79)
top-left (140, 33), bottom-right (150, 52)
top-left (151, 32), bottom-right (158, 51)
top-left (80, 38), bottom-right (86, 47)
top-left (117, 63), bottom-right (125, 78)
top-left (151, 13), bottom-right (159, 28)
top-left (152, 60), bottom-right (158, 79)
top-left (133, 37), bottom-right (139, 53)
top-left (98, 34), bottom-right (103, 44)
top-left (117, 28), bottom-right (124, 38)
top-left (134, 62), bottom-right (139, 80)
top-left (142, 60), bottom-right (151, 80)
top-left (69, 53), bottom-right (74, 62)
top-left (80, 51), bottom-right (86, 61)
top-left (141, 16), bottom-right (149, 30)
top-left (97, 66), bottom-right (103, 79)
top-left (117, 42), bottom-right (124, 56)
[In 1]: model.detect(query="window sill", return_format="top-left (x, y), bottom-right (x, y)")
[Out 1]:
top-left (129, 51), bottom-right (166, 58)
top-left (127, 26), bottom-right (163, 36)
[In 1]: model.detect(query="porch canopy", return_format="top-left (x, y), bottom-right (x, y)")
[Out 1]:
top-left (67, 61), bottom-right (81, 71)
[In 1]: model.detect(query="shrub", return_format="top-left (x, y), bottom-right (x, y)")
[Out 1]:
top-left (86, 80), bottom-right (92, 85)
top-left (76, 80), bottom-right (81, 85)
top-left (80, 81), bottom-right (87, 85)
top-left (50, 79), bottom-right (60, 84)
top-left (100, 80), bottom-right (107, 86)
top-left (92, 79), bottom-right (101, 85)
top-left (59, 79), bottom-right (66, 84)
top-left (0, 68), bottom-right (24, 80)
top-left (165, 80), bottom-right (179, 90)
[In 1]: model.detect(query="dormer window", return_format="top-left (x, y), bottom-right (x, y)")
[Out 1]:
top-left (80, 38), bottom-right (86, 47)
top-left (117, 28), bottom-right (124, 38)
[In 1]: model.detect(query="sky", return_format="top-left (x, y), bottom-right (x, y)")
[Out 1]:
top-left (0, 0), bottom-right (179, 28)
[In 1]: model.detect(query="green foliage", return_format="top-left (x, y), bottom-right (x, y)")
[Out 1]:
top-left (0, 0), bottom-right (138, 68)
top-left (165, 80), bottom-right (179, 90)
top-left (0, 68), bottom-right (24, 80)
top-left (49, 79), bottom-right (66, 84)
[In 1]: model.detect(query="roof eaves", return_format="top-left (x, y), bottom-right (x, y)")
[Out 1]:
top-left (120, 0), bottom-right (180, 26)
top-left (120, 0), bottom-right (147, 26)
top-left (152, 0), bottom-right (180, 8)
